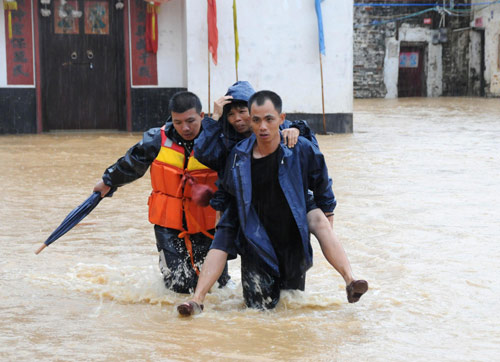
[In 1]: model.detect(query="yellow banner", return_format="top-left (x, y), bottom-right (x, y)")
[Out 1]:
top-left (233, 0), bottom-right (239, 71)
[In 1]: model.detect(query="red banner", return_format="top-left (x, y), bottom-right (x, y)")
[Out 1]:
top-left (207, 0), bottom-right (218, 65)
top-left (4, 1), bottom-right (34, 85)
top-left (130, 0), bottom-right (158, 85)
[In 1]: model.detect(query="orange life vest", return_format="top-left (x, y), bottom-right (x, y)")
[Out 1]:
top-left (148, 126), bottom-right (218, 236)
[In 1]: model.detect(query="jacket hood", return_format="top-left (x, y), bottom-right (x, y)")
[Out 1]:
top-left (225, 81), bottom-right (255, 102)
top-left (220, 81), bottom-right (256, 145)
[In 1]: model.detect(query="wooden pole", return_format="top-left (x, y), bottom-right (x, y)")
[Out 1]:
top-left (208, 48), bottom-right (211, 116)
top-left (233, 0), bottom-right (239, 81)
top-left (319, 52), bottom-right (327, 134)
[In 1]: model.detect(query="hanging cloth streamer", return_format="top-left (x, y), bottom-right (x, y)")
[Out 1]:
top-left (207, 0), bottom-right (218, 65)
top-left (146, 2), bottom-right (160, 53)
top-left (3, 0), bottom-right (18, 40)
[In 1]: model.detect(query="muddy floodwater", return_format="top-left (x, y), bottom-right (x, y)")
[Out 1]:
top-left (1, 98), bottom-right (499, 361)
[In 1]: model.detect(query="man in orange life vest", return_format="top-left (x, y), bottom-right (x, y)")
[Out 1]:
top-left (93, 91), bottom-right (230, 293)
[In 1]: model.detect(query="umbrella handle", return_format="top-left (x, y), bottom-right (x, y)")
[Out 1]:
top-left (35, 244), bottom-right (47, 255)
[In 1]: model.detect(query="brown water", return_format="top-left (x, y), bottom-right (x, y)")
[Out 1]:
top-left (1, 98), bottom-right (499, 361)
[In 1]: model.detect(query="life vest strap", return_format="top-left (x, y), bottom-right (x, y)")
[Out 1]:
top-left (176, 200), bottom-right (215, 276)
top-left (176, 171), bottom-right (195, 196)
top-left (184, 201), bottom-right (215, 240)
top-left (178, 231), bottom-right (200, 276)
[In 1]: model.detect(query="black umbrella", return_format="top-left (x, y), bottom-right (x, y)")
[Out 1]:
top-left (35, 189), bottom-right (115, 254)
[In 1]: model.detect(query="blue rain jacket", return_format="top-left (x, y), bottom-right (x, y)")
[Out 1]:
top-left (212, 133), bottom-right (336, 277)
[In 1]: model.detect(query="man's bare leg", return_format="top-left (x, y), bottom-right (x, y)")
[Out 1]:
top-left (307, 208), bottom-right (368, 302)
top-left (178, 249), bottom-right (228, 315)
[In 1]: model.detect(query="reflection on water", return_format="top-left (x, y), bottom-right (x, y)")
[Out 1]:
top-left (1, 98), bottom-right (499, 360)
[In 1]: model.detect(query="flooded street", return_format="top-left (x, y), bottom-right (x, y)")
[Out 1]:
top-left (1, 97), bottom-right (499, 361)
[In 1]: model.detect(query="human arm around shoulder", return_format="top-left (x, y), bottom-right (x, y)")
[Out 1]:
top-left (100, 127), bottom-right (162, 189)
top-left (282, 119), bottom-right (319, 149)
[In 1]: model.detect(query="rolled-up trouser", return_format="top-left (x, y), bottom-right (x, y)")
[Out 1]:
top-left (240, 253), bottom-right (305, 310)
top-left (155, 225), bottom-right (230, 294)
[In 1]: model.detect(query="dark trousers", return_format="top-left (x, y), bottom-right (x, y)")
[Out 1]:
top-left (240, 253), bottom-right (305, 310)
top-left (155, 225), bottom-right (230, 294)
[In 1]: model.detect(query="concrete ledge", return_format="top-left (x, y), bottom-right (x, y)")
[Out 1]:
top-left (131, 87), bottom-right (187, 131)
top-left (132, 89), bottom-right (354, 134)
top-left (0, 87), bottom-right (353, 135)
top-left (285, 113), bottom-right (353, 134)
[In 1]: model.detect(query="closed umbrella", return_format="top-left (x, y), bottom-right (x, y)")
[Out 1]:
top-left (35, 189), bottom-right (115, 254)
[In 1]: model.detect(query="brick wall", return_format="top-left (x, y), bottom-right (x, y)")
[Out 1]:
top-left (354, 4), bottom-right (395, 98)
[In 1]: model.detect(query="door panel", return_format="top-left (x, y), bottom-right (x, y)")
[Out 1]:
top-left (40, 0), bottom-right (125, 130)
top-left (398, 46), bottom-right (425, 97)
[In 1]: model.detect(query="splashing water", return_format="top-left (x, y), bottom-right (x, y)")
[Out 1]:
top-left (1, 98), bottom-right (499, 360)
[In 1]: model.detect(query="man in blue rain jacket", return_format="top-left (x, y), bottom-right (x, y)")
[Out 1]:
top-left (214, 94), bottom-right (335, 309)
top-left (176, 90), bottom-right (364, 315)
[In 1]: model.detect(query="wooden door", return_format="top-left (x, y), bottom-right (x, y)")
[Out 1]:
top-left (398, 46), bottom-right (425, 97)
top-left (40, 0), bottom-right (125, 130)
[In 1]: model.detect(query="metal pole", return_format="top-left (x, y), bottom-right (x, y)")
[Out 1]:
top-left (208, 47), bottom-right (211, 116)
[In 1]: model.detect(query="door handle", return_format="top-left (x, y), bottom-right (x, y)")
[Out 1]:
top-left (87, 50), bottom-right (94, 60)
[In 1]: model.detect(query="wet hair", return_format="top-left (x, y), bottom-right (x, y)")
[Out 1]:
top-left (248, 90), bottom-right (282, 114)
top-left (223, 99), bottom-right (248, 115)
top-left (168, 91), bottom-right (202, 114)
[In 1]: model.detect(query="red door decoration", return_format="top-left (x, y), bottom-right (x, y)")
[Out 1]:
top-left (54, 0), bottom-right (80, 34)
top-left (84, 1), bottom-right (109, 35)
top-left (399, 52), bottom-right (419, 68)
top-left (3, 0), bottom-right (34, 85)
top-left (130, 0), bottom-right (158, 86)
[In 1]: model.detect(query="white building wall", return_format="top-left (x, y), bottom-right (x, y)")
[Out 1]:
top-left (183, 0), bottom-right (352, 114)
top-left (472, 3), bottom-right (500, 96)
top-left (0, 2), bottom-right (8, 87)
top-left (156, 0), bottom-right (187, 87)
top-left (384, 38), bottom-right (399, 99)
